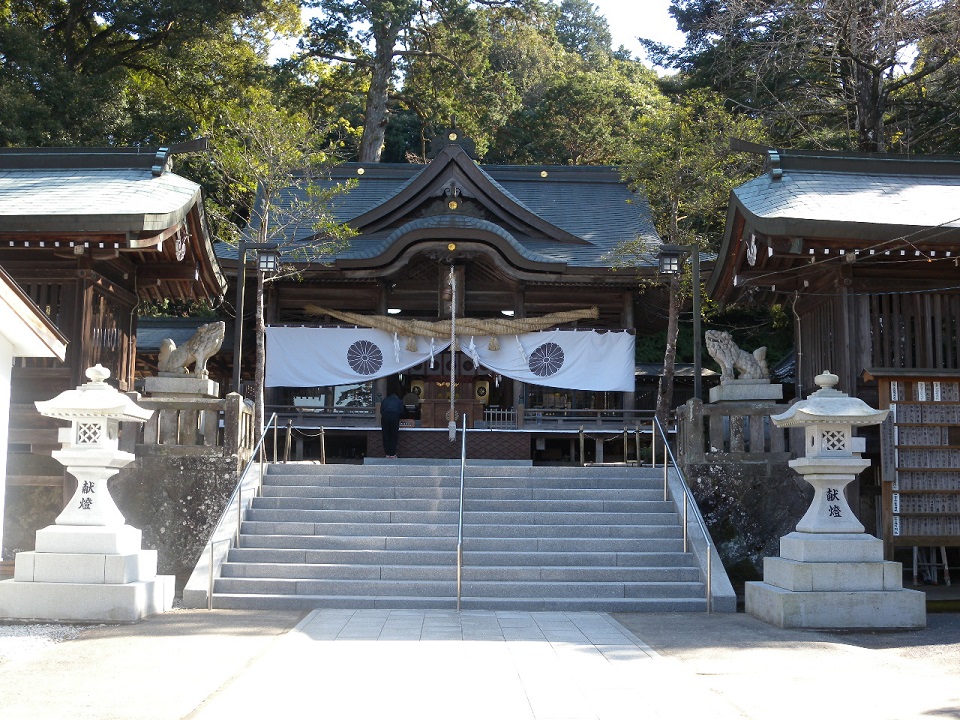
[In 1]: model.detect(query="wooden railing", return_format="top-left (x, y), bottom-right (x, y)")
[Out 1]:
top-left (121, 391), bottom-right (255, 460)
top-left (676, 398), bottom-right (794, 465)
top-left (520, 407), bottom-right (655, 430)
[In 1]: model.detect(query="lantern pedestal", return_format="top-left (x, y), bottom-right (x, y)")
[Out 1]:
top-left (746, 532), bottom-right (925, 628)
top-left (745, 371), bottom-right (926, 629)
top-left (0, 365), bottom-right (174, 622)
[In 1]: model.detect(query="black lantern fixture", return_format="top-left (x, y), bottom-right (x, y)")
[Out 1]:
top-left (256, 247), bottom-right (280, 274)
top-left (658, 244), bottom-right (684, 275)
top-left (657, 243), bottom-right (703, 401)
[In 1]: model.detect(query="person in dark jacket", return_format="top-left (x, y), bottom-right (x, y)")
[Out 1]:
top-left (380, 388), bottom-right (405, 458)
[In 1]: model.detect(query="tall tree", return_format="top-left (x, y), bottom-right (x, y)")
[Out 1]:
top-left (553, 0), bottom-right (613, 64)
top-left (204, 96), bottom-right (355, 431)
top-left (300, 0), bottom-right (531, 163)
top-left (0, 0), bottom-right (299, 145)
top-left (650, 0), bottom-right (960, 152)
top-left (616, 89), bottom-right (765, 423)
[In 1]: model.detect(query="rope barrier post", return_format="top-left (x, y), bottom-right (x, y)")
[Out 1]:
top-left (635, 426), bottom-right (641, 466)
top-left (579, 426), bottom-right (585, 467)
top-left (320, 427), bottom-right (326, 464)
top-left (622, 428), bottom-right (628, 463)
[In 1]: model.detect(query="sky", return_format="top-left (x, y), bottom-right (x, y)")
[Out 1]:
top-left (272, 1), bottom-right (686, 66)
top-left (590, 0), bottom-right (686, 61)
top-left (591, 0), bottom-right (683, 59)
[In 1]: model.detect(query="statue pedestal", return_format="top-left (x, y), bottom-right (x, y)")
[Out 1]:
top-left (144, 375), bottom-right (219, 398)
top-left (710, 379), bottom-right (783, 403)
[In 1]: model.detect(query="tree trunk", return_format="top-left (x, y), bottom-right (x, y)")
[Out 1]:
top-left (357, 27), bottom-right (398, 163)
top-left (656, 273), bottom-right (680, 429)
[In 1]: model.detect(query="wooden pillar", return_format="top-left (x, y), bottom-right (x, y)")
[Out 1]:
top-left (622, 290), bottom-right (636, 411)
top-left (514, 284), bottom-right (526, 423)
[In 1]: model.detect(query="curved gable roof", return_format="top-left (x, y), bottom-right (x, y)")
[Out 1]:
top-left (348, 144), bottom-right (588, 245)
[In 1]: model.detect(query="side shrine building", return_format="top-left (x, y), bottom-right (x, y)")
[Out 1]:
top-left (223, 131), bottom-right (666, 461)
top-left (0, 144), bottom-right (227, 557)
top-left (709, 148), bottom-right (960, 563)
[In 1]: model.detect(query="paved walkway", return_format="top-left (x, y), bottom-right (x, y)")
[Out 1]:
top-left (1, 608), bottom-right (958, 719)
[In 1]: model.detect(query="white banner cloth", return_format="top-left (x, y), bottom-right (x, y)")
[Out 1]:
top-left (265, 327), bottom-right (450, 387)
top-left (471, 330), bottom-right (635, 391)
top-left (266, 326), bottom-right (634, 392)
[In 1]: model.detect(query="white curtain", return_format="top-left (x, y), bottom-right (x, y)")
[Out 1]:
top-left (266, 326), bottom-right (634, 392)
top-left (468, 330), bottom-right (635, 391)
top-left (265, 327), bottom-right (450, 387)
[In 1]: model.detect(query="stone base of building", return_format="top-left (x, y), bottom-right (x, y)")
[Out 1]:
top-left (0, 524), bottom-right (174, 622)
top-left (745, 531), bottom-right (926, 629)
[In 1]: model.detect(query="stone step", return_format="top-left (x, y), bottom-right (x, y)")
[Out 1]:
top-left (214, 576), bottom-right (706, 600)
top-left (220, 561), bottom-right (700, 583)
top-left (240, 521), bottom-right (458, 537)
top-left (239, 534), bottom-right (456, 551)
top-left (262, 474), bottom-right (661, 491)
top-left (238, 534), bottom-right (685, 553)
top-left (252, 496), bottom-right (671, 513)
top-left (244, 508), bottom-right (678, 526)
top-left (266, 463), bottom-right (662, 479)
top-left (261, 485), bottom-right (666, 501)
top-left (228, 547), bottom-right (693, 568)
top-left (214, 461), bottom-right (711, 612)
top-left (240, 519), bottom-right (682, 540)
top-left (209, 593), bottom-right (708, 612)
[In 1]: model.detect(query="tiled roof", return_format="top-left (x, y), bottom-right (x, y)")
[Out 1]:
top-left (219, 159), bottom-right (659, 269)
top-left (0, 169), bottom-right (201, 234)
top-left (733, 151), bottom-right (960, 239)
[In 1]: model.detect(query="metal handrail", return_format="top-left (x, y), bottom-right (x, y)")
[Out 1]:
top-left (207, 412), bottom-right (280, 609)
top-left (456, 413), bottom-right (467, 611)
top-left (653, 415), bottom-right (714, 613)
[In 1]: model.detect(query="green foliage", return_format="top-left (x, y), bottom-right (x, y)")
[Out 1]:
top-left (0, 0), bottom-right (300, 146)
top-left (657, 0), bottom-right (960, 153)
top-left (139, 300), bottom-right (220, 319)
top-left (617, 88), bottom-right (765, 252)
top-left (201, 93), bottom-right (356, 264)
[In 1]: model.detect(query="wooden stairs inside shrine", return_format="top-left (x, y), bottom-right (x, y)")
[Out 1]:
top-left (210, 461), bottom-right (728, 612)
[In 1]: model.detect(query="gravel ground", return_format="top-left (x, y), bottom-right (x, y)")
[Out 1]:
top-left (0, 623), bottom-right (89, 664)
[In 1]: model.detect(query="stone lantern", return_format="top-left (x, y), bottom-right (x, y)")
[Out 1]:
top-left (745, 371), bottom-right (926, 628)
top-left (770, 370), bottom-right (886, 535)
top-left (38, 364), bottom-right (153, 528)
top-left (0, 365), bottom-right (174, 622)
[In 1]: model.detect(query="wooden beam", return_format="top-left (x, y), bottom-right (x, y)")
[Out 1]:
top-left (137, 264), bottom-right (199, 283)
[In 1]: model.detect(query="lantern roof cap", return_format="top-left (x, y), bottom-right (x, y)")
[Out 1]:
top-left (35, 365), bottom-right (153, 422)
top-left (772, 371), bottom-right (888, 428)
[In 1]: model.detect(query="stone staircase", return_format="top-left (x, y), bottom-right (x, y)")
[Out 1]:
top-left (211, 462), bottom-right (710, 611)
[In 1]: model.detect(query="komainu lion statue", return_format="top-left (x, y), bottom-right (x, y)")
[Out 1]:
top-left (158, 321), bottom-right (226, 378)
top-left (704, 330), bottom-right (769, 382)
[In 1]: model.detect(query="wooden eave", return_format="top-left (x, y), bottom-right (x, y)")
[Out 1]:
top-left (709, 195), bottom-right (960, 307)
top-left (0, 203), bottom-right (225, 304)
top-left (347, 144), bottom-right (589, 246)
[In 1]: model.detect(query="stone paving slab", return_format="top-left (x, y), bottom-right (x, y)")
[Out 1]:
top-left (1, 608), bottom-right (958, 719)
top-left (185, 609), bottom-right (741, 720)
